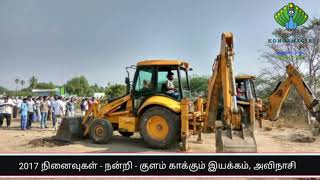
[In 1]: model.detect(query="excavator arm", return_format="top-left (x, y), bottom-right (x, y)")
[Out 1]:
top-left (204, 32), bottom-right (257, 152)
top-left (205, 32), bottom-right (241, 129)
top-left (266, 64), bottom-right (319, 121)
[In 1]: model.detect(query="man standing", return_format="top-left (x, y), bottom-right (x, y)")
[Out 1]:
top-left (80, 98), bottom-right (88, 116)
top-left (26, 96), bottom-right (35, 129)
top-left (40, 96), bottom-right (49, 128)
top-left (50, 96), bottom-right (56, 127)
top-left (61, 98), bottom-right (67, 117)
top-left (66, 97), bottom-right (75, 117)
top-left (52, 96), bottom-right (64, 131)
top-left (0, 96), bottom-right (15, 128)
top-left (16, 97), bottom-right (23, 117)
top-left (35, 97), bottom-right (42, 122)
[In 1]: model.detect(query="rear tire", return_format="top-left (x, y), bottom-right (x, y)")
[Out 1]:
top-left (89, 119), bottom-right (113, 144)
top-left (139, 106), bottom-right (179, 149)
top-left (119, 131), bottom-right (134, 137)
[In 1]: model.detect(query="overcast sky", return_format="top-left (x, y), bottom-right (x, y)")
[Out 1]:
top-left (1, 0), bottom-right (320, 90)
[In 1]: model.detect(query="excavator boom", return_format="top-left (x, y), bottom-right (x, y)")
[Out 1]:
top-left (205, 32), bottom-right (257, 152)
top-left (266, 64), bottom-right (319, 121)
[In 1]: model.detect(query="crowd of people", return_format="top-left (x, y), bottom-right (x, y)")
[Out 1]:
top-left (0, 95), bottom-right (97, 131)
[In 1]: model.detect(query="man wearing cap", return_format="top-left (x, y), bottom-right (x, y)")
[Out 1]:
top-left (166, 72), bottom-right (180, 99)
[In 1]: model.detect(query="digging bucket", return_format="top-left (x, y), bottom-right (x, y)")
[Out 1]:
top-left (216, 127), bottom-right (257, 152)
top-left (53, 116), bottom-right (83, 142)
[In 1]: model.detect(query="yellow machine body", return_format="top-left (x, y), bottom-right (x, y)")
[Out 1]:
top-left (55, 33), bottom-right (320, 152)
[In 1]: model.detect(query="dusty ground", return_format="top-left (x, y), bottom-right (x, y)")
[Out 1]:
top-left (0, 117), bottom-right (319, 153)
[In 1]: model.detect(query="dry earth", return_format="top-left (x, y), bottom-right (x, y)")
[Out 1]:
top-left (0, 117), bottom-right (319, 153)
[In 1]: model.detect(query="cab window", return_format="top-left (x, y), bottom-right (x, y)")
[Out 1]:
top-left (156, 69), bottom-right (179, 93)
top-left (135, 68), bottom-right (153, 92)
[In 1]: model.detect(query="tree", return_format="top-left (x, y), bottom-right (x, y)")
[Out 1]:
top-left (105, 84), bottom-right (126, 99)
top-left (0, 86), bottom-right (8, 94)
top-left (65, 76), bottom-right (91, 96)
top-left (14, 78), bottom-right (20, 91)
top-left (20, 80), bottom-right (25, 90)
top-left (261, 28), bottom-right (305, 78)
top-left (173, 75), bottom-right (208, 96)
top-left (259, 18), bottom-right (320, 122)
top-left (261, 19), bottom-right (320, 93)
top-left (301, 19), bottom-right (320, 94)
top-left (29, 76), bottom-right (38, 89)
top-left (35, 82), bottom-right (56, 89)
top-left (90, 83), bottom-right (105, 93)
top-left (189, 76), bottom-right (209, 96)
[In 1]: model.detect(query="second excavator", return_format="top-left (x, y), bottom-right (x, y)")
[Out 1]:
top-left (54, 32), bottom-right (320, 152)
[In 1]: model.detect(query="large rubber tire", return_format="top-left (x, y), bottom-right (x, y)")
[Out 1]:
top-left (89, 119), bottom-right (113, 144)
top-left (139, 106), bottom-right (179, 149)
top-left (118, 131), bottom-right (134, 137)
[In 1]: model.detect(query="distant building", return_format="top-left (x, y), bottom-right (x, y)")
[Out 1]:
top-left (32, 87), bottom-right (65, 97)
top-left (94, 93), bottom-right (105, 99)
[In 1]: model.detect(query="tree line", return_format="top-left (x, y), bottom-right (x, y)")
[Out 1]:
top-left (0, 75), bottom-right (209, 99)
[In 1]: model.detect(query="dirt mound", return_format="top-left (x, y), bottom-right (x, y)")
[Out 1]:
top-left (28, 138), bottom-right (70, 147)
top-left (272, 130), bottom-right (316, 143)
top-left (290, 133), bottom-right (316, 143)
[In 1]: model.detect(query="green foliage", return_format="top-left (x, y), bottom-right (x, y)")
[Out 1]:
top-left (65, 76), bottom-right (91, 97)
top-left (7, 90), bottom-right (32, 97)
top-left (105, 84), bottom-right (126, 99)
top-left (35, 82), bottom-right (56, 89)
top-left (0, 86), bottom-right (9, 94)
top-left (0, 84), bottom-right (32, 97)
top-left (90, 83), bottom-right (105, 93)
top-left (29, 76), bottom-right (38, 89)
top-left (189, 76), bottom-right (208, 95)
top-left (175, 76), bottom-right (208, 96)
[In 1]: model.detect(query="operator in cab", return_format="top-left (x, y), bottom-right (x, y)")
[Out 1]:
top-left (236, 83), bottom-right (246, 101)
top-left (166, 72), bottom-right (180, 99)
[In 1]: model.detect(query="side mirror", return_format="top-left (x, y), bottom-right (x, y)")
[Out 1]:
top-left (125, 77), bottom-right (130, 94)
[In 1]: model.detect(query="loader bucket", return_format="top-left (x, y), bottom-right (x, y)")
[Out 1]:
top-left (53, 116), bottom-right (83, 142)
top-left (216, 127), bottom-right (257, 152)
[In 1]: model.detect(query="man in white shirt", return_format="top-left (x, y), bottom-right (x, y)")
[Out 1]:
top-left (166, 72), bottom-right (180, 99)
top-left (26, 96), bottom-right (35, 129)
top-left (16, 97), bottom-right (23, 116)
top-left (52, 96), bottom-right (64, 131)
top-left (0, 96), bottom-right (14, 128)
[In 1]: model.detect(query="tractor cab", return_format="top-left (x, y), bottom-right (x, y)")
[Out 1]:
top-left (235, 75), bottom-right (257, 104)
top-left (130, 60), bottom-right (191, 111)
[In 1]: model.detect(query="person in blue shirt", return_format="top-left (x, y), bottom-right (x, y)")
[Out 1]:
top-left (20, 98), bottom-right (28, 130)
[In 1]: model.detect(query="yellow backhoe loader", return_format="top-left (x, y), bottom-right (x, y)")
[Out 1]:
top-left (54, 32), bottom-right (320, 152)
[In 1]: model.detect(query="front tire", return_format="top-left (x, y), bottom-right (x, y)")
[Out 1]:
top-left (139, 106), bottom-right (179, 149)
top-left (89, 119), bottom-right (113, 144)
